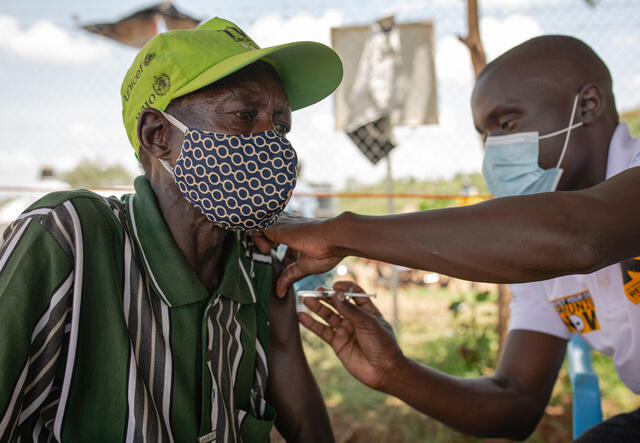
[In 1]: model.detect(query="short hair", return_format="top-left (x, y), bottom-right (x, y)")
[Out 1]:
top-left (478, 35), bottom-right (616, 117)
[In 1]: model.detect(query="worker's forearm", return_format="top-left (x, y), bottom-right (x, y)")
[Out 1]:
top-left (331, 191), bottom-right (614, 283)
top-left (380, 357), bottom-right (542, 439)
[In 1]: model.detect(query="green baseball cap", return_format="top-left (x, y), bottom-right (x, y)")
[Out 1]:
top-left (121, 16), bottom-right (343, 154)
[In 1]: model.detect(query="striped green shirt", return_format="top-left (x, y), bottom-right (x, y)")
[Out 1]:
top-left (0, 176), bottom-right (276, 442)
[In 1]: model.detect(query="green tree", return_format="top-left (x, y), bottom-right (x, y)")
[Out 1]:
top-left (61, 159), bottom-right (134, 188)
top-left (621, 109), bottom-right (640, 138)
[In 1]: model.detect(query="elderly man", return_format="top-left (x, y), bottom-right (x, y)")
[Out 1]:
top-left (0, 17), bottom-right (341, 442)
top-left (256, 36), bottom-right (640, 441)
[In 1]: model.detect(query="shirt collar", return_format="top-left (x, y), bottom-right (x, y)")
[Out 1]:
top-left (606, 122), bottom-right (639, 179)
top-left (126, 176), bottom-right (256, 307)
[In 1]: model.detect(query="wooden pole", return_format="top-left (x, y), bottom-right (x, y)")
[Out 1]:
top-left (458, 0), bottom-right (487, 78)
top-left (386, 155), bottom-right (400, 333)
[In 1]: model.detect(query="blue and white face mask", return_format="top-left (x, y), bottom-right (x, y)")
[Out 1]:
top-left (160, 111), bottom-right (298, 231)
top-left (482, 94), bottom-right (583, 198)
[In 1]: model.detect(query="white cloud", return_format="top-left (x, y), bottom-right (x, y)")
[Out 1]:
top-left (0, 149), bottom-right (39, 187)
top-left (481, 14), bottom-right (543, 60)
top-left (610, 34), bottom-right (640, 50)
top-left (630, 73), bottom-right (640, 88)
top-left (481, 0), bottom-right (553, 7)
top-left (248, 10), bottom-right (343, 47)
top-left (436, 14), bottom-right (543, 85)
top-left (249, 11), bottom-right (541, 186)
top-left (377, 0), bottom-right (426, 16)
top-left (434, 0), bottom-right (556, 7)
top-left (0, 10), bottom-right (541, 191)
top-left (436, 35), bottom-right (474, 86)
top-left (68, 120), bottom-right (95, 138)
top-left (0, 14), bottom-right (115, 64)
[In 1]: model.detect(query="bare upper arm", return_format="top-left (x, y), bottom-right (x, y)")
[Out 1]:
top-left (495, 330), bottom-right (567, 409)
top-left (532, 167), bottom-right (640, 276)
top-left (266, 255), bottom-right (334, 442)
top-left (578, 167), bottom-right (640, 265)
top-left (267, 253), bottom-right (299, 346)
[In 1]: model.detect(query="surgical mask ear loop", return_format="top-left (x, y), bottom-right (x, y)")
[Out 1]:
top-left (539, 94), bottom-right (582, 191)
top-left (555, 94), bottom-right (580, 169)
top-left (538, 94), bottom-right (582, 169)
top-left (158, 110), bottom-right (189, 174)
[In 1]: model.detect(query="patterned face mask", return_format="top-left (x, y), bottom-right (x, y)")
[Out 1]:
top-left (160, 111), bottom-right (298, 231)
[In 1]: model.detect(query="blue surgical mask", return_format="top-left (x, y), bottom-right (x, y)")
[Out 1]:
top-left (482, 94), bottom-right (583, 197)
top-left (160, 111), bottom-right (298, 231)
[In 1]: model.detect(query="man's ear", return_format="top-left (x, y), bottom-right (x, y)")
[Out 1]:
top-left (137, 108), bottom-right (177, 161)
top-left (577, 83), bottom-right (606, 126)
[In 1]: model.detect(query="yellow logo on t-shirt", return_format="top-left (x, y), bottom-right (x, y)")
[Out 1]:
top-left (552, 290), bottom-right (600, 333)
top-left (621, 256), bottom-right (640, 305)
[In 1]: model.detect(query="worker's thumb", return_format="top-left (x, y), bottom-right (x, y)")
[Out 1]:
top-left (251, 231), bottom-right (275, 254)
top-left (276, 263), bottom-right (308, 298)
top-left (331, 293), bottom-right (373, 327)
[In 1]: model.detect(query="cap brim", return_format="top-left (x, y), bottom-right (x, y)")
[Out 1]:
top-left (172, 41), bottom-right (343, 111)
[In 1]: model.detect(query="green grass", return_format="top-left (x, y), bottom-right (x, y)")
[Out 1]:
top-left (306, 114), bottom-right (640, 441)
top-left (337, 173), bottom-right (489, 216)
top-left (60, 159), bottom-right (134, 188)
top-left (338, 109), bottom-right (640, 217)
top-left (621, 109), bottom-right (640, 138)
top-left (282, 285), bottom-right (640, 442)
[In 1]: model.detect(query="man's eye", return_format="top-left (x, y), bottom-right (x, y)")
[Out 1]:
top-left (234, 111), bottom-right (255, 121)
top-left (274, 123), bottom-right (290, 134)
top-left (500, 119), bottom-right (517, 130)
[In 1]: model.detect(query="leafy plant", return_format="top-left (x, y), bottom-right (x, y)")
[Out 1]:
top-left (61, 159), bottom-right (134, 188)
top-left (620, 109), bottom-right (640, 138)
top-left (448, 289), bottom-right (499, 371)
top-left (338, 173), bottom-right (489, 216)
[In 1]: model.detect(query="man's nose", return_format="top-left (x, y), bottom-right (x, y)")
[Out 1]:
top-left (252, 113), bottom-right (278, 133)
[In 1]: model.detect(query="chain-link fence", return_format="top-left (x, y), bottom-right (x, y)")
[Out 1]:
top-left (1, 0), bottom-right (639, 230)
top-left (1, 2), bottom-right (639, 440)
top-left (2, 0), bottom-right (639, 240)
top-left (2, 0), bottom-right (638, 198)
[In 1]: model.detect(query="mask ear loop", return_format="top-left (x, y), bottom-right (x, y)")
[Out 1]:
top-left (160, 110), bottom-right (188, 134)
top-left (158, 111), bottom-right (188, 174)
top-left (549, 94), bottom-right (581, 169)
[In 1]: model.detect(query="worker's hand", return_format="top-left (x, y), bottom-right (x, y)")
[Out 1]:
top-left (298, 281), bottom-right (406, 392)
top-left (252, 213), bottom-right (344, 297)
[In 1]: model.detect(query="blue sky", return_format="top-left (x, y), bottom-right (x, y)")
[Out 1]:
top-left (1, 0), bottom-right (639, 188)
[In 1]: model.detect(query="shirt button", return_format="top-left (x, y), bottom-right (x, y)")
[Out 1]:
top-left (205, 350), bottom-right (214, 361)
top-left (599, 277), bottom-right (609, 287)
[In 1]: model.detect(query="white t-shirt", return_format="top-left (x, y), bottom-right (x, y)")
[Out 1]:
top-left (509, 122), bottom-right (640, 394)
